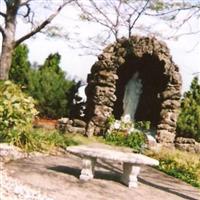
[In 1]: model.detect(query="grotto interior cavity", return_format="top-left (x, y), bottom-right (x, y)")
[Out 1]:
top-left (113, 54), bottom-right (169, 127)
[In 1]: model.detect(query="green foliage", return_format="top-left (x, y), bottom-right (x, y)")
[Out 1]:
top-left (177, 76), bottom-right (200, 142)
top-left (26, 53), bottom-right (76, 118)
top-left (9, 44), bottom-right (31, 86)
top-left (0, 81), bottom-right (38, 146)
top-left (9, 47), bottom-right (77, 119)
top-left (134, 121), bottom-right (151, 131)
top-left (40, 53), bottom-right (62, 73)
top-left (106, 114), bottom-right (116, 126)
top-left (1, 128), bottom-right (79, 152)
top-left (146, 149), bottom-right (200, 188)
top-left (105, 115), bottom-right (146, 152)
top-left (105, 130), bottom-right (146, 152)
top-left (29, 129), bottom-right (79, 152)
top-left (158, 159), bottom-right (200, 188)
top-left (149, 0), bottom-right (166, 11)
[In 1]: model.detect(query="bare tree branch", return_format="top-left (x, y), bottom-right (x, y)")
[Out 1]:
top-left (20, 0), bottom-right (33, 5)
top-left (129, 0), bottom-right (150, 35)
top-left (22, 3), bottom-right (31, 18)
top-left (174, 9), bottom-right (200, 30)
top-left (167, 30), bottom-right (200, 40)
top-left (89, 0), bottom-right (115, 27)
top-left (15, 0), bottom-right (72, 47)
top-left (112, 0), bottom-right (123, 39)
top-left (0, 11), bottom-right (6, 18)
top-left (145, 5), bottom-right (200, 17)
top-left (76, 0), bottom-right (124, 40)
top-left (18, 0), bottom-right (35, 18)
top-left (76, 0), bottom-right (117, 37)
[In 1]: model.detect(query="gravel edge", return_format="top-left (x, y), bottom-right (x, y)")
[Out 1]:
top-left (0, 143), bottom-right (54, 200)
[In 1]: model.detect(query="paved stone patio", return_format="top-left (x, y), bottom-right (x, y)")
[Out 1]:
top-left (4, 153), bottom-right (200, 200)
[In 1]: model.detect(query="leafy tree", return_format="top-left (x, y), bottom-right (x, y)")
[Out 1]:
top-left (0, 0), bottom-right (73, 80)
top-left (177, 76), bottom-right (200, 142)
top-left (26, 53), bottom-right (76, 119)
top-left (9, 44), bottom-right (31, 86)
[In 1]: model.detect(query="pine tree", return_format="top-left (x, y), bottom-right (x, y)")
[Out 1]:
top-left (177, 76), bottom-right (200, 142)
top-left (9, 44), bottom-right (31, 86)
top-left (26, 53), bottom-right (76, 119)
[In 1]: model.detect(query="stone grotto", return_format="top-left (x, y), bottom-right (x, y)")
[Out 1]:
top-left (84, 35), bottom-right (182, 145)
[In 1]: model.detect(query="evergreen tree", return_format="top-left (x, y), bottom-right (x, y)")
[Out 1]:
top-left (9, 44), bottom-right (31, 86)
top-left (26, 53), bottom-right (76, 119)
top-left (41, 53), bottom-right (62, 73)
top-left (177, 76), bottom-right (200, 142)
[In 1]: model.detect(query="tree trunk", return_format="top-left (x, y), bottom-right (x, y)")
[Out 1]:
top-left (0, 1), bottom-right (18, 80)
top-left (0, 37), bottom-right (14, 80)
top-left (0, 0), bottom-right (68, 80)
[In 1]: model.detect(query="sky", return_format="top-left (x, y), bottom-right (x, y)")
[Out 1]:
top-left (1, 1), bottom-right (200, 94)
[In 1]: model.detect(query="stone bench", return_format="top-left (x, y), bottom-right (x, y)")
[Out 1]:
top-left (66, 146), bottom-right (159, 188)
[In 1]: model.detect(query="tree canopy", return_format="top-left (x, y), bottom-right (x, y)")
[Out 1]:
top-left (26, 53), bottom-right (76, 118)
top-left (0, 0), bottom-right (73, 80)
top-left (177, 76), bottom-right (200, 142)
top-left (9, 44), bottom-right (30, 86)
top-left (9, 45), bottom-right (77, 119)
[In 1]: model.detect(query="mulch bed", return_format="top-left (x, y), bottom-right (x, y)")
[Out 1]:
top-left (33, 118), bottom-right (58, 129)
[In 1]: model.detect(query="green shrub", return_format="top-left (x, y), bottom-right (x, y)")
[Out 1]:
top-left (105, 131), bottom-right (127, 146)
top-left (177, 76), bottom-right (200, 142)
top-left (0, 81), bottom-right (38, 146)
top-left (105, 115), bottom-right (146, 152)
top-left (146, 149), bottom-right (200, 188)
top-left (134, 121), bottom-right (151, 131)
top-left (12, 129), bottom-right (79, 152)
top-left (105, 130), bottom-right (146, 152)
top-left (126, 131), bottom-right (146, 150)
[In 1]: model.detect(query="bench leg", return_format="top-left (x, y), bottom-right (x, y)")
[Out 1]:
top-left (121, 163), bottom-right (140, 188)
top-left (80, 157), bottom-right (96, 181)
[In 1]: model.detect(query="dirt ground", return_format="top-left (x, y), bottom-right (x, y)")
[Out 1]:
top-left (5, 151), bottom-right (200, 200)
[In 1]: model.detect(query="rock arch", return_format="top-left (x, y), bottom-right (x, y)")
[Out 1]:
top-left (85, 36), bottom-right (182, 144)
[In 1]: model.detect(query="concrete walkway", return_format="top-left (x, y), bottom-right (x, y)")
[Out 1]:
top-left (5, 152), bottom-right (200, 200)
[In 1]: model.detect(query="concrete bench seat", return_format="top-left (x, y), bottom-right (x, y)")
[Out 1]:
top-left (66, 145), bottom-right (159, 188)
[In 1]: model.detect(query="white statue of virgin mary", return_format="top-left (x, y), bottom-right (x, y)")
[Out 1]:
top-left (123, 72), bottom-right (143, 121)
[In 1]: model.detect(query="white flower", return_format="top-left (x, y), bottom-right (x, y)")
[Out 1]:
top-left (128, 127), bottom-right (135, 135)
top-left (113, 121), bottom-right (121, 129)
top-left (121, 114), bottom-right (131, 123)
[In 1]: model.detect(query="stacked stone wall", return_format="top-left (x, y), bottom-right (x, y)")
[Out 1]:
top-left (85, 35), bottom-right (182, 144)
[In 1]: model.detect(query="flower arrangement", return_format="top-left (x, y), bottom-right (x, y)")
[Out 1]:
top-left (107, 114), bottom-right (135, 135)
top-left (105, 115), bottom-right (147, 152)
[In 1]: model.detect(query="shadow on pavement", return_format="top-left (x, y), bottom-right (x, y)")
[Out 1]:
top-left (48, 163), bottom-right (121, 183)
top-left (139, 177), bottom-right (199, 200)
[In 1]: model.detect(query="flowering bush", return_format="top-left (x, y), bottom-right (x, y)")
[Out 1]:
top-left (107, 115), bottom-right (134, 135)
top-left (0, 81), bottom-right (38, 147)
top-left (105, 115), bottom-right (147, 152)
